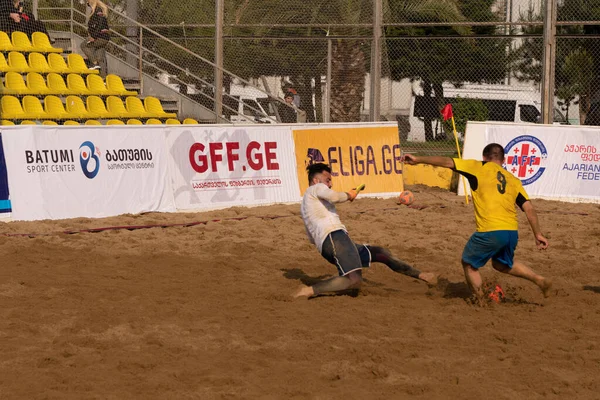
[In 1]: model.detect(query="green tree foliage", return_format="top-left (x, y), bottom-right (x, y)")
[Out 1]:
top-left (514, 0), bottom-right (600, 123)
top-left (558, 49), bottom-right (594, 122)
top-left (386, 0), bottom-right (509, 140)
top-left (132, 0), bottom-right (474, 123)
top-left (442, 97), bottom-right (489, 134)
top-left (230, 0), bottom-right (372, 122)
top-left (78, 0), bottom-right (511, 126)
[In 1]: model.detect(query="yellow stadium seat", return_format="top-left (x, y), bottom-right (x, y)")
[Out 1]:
top-left (1, 96), bottom-right (27, 119)
top-left (105, 75), bottom-right (137, 96)
top-left (66, 74), bottom-right (91, 95)
top-left (86, 96), bottom-right (112, 119)
top-left (0, 79), bottom-right (16, 95)
top-left (67, 53), bottom-right (99, 74)
top-left (31, 32), bottom-right (63, 53)
top-left (1, 120), bottom-right (16, 126)
top-left (66, 95), bottom-right (94, 119)
top-left (0, 74), bottom-right (19, 95)
top-left (126, 119), bottom-right (143, 125)
top-left (183, 118), bottom-right (198, 124)
top-left (144, 96), bottom-right (177, 118)
top-left (42, 120), bottom-right (59, 125)
top-left (86, 74), bottom-right (114, 96)
top-left (165, 118), bottom-right (181, 125)
top-left (47, 53), bottom-right (71, 74)
top-left (85, 120), bottom-right (102, 125)
top-left (8, 52), bottom-right (32, 73)
top-left (126, 96), bottom-right (152, 118)
top-left (20, 120), bottom-right (37, 125)
top-left (145, 118), bottom-right (162, 125)
top-left (0, 31), bottom-right (14, 52)
top-left (106, 96), bottom-right (134, 118)
top-left (44, 95), bottom-right (70, 119)
top-left (11, 32), bottom-right (34, 52)
top-left (4, 71), bottom-right (30, 95)
top-left (63, 120), bottom-right (80, 125)
top-left (0, 53), bottom-right (15, 73)
top-left (26, 72), bottom-right (51, 95)
top-left (46, 73), bottom-right (73, 95)
top-left (28, 52), bottom-right (53, 73)
top-left (22, 95), bottom-right (50, 119)
top-left (106, 119), bottom-right (125, 125)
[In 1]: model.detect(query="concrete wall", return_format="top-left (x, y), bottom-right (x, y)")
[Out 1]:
top-left (403, 164), bottom-right (455, 190)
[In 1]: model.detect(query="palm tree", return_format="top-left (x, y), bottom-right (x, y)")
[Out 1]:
top-left (234, 0), bottom-right (468, 122)
top-left (386, 0), bottom-right (511, 141)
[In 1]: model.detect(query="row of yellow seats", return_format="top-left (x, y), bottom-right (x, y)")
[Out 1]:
top-left (1, 95), bottom-right (177, 120)
top-left (0, 52), bottom-right (98, 74)
top-left (1, 118), bottom-right (199, 126)
top-left (0, 31), bottom-right (62, 53)
top-left (2, 72), bottom-right (137, 96)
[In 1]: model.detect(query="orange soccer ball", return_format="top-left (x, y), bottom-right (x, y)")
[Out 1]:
top-left (397, 190), bottom-right (414, 206)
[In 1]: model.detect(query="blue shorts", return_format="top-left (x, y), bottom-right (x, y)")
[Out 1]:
top-left (462, 230), bottom-right (518, 269)
top-left (321, 230), bottom-right (372, 276)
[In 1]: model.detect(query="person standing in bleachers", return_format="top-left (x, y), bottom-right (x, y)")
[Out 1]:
top-left (81, 0), bottom-right (110, 76)
top-left (279, 92), bottom-right (306, 123)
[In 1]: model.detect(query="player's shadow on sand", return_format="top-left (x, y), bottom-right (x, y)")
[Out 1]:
top-left (281, 268), bottom-right (364, 298)
top-left (437, 278), bottom-right (472, 299)
top-left (281, 268), bottom-right (386, 287)
top-left (281, 268), bottom-right (331, 286)
top-left (583, 285), bottom-right (600, 294)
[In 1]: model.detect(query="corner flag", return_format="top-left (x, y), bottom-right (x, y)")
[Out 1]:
top-left (441, 104), bottom-right (453, 121)
top-left (440, 103), bottom-right (469, 205)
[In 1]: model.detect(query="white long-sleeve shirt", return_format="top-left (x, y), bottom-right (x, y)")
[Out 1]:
top-left (300, 183), bottom-right (349, 252)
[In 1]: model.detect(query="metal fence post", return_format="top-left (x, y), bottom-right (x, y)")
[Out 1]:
top-left (541, 0), bottom-right (557, 124)
top-left (214, 0), bottom-right (224, 123)
top-left (370, 0), bottom-right (382, 122)
top-left (70, 0), bottom-right (74, 53)
top-left (126, 0), bottom-right (139, 67)
top-left (325, 38), bottom-right (332, 123)
top-left (138, 27), bottom-right (143, 94)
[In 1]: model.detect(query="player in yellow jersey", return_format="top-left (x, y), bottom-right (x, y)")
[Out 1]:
top-left (402, 143), bottom-right (552, 303)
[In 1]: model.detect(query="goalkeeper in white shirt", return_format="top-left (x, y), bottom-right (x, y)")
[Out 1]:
top-left (294, 163), bottom-right (437, 298)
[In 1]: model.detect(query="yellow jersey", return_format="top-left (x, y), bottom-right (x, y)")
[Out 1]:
top-left (453, 159), bottom-right (530, 232)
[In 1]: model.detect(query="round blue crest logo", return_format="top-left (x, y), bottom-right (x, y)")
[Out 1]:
top-left (503, 135), bottom-right (547, 185)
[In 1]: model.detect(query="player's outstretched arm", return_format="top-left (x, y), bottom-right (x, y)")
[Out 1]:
top-left (315, 184), bottom-right (350, 203)
top-left (522, 201), bottom-right (548, 250)
top-left (401, 154), bottom-right (455, 169)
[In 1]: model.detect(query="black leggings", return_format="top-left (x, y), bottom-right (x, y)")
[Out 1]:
top-left (368, 246), bottom-right (422, 279)
top-left (311, 243), bottom-right (422, 295)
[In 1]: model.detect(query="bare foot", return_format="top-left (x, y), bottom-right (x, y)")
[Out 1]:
top-left (292, 285), bottom-right (314, 299)
top-left (419, 272), bottom-right (438, 286)
top-left (540, 278), bottom-right (552, 298)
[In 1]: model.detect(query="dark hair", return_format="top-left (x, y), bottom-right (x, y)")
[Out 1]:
top-left (284, 92), bottom-right (294, 99)
top-left (306, 163), bottom-right (331, 184)
top-left (483, 143), bottom-right (505, 161)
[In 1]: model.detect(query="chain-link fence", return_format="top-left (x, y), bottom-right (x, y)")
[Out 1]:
top-left (22, 0), bottom-right (600, 153)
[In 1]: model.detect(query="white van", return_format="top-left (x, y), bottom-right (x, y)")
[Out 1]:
top-left (407, 96), bottom-right (567, 141)
top-left (223, 96), bottom-right (277, 124)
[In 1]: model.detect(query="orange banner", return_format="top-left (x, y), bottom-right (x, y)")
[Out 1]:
top-left (293, 126), bottom-right (403, 194)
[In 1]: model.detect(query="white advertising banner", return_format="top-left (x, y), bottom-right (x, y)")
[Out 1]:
top-left (2, 126), bottom-right (176, 220)
top-left (461, 122), bottom-right (600, 203)
top-left (166, 125), bottom-right (301, 210)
